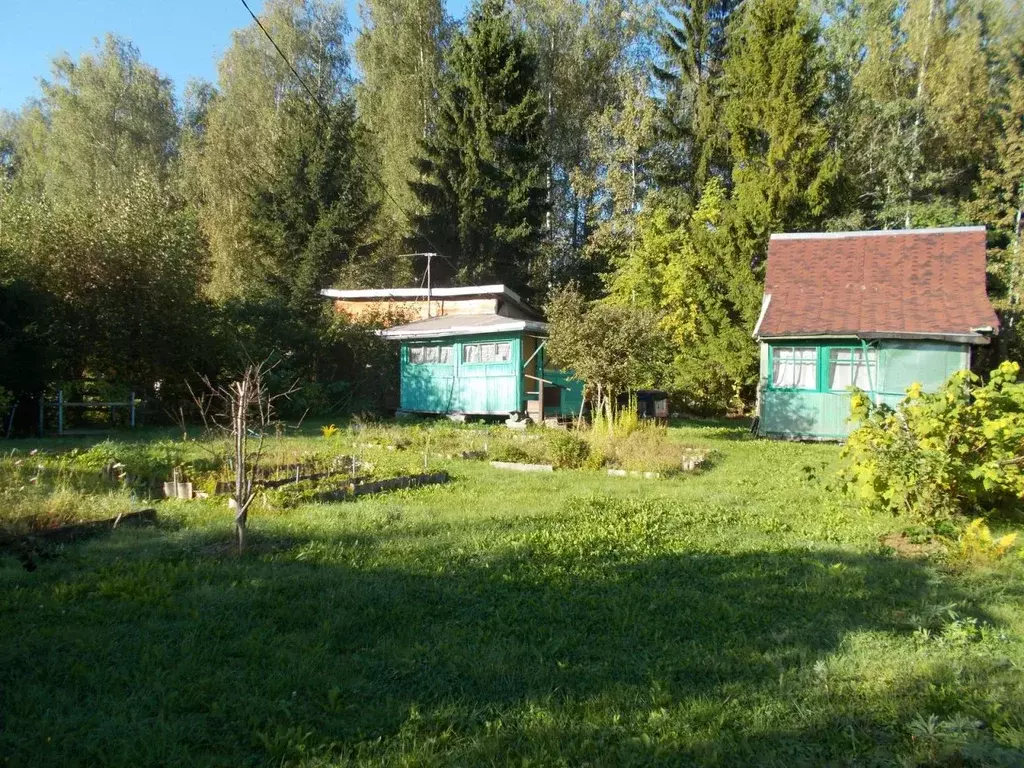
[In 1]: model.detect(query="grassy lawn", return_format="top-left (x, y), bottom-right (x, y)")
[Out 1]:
top-left (2, 420), bottom-right (1023, 766)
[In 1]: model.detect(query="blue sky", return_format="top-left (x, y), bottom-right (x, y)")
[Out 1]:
top-left (1, 0), bottom-right (470, 112)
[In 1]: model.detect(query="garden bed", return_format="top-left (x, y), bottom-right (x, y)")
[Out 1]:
top-left (313, 471), bottom-right (451, 502)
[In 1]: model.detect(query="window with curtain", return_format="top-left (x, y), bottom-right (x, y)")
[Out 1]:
top-left (462, 342), bottom-right (511, 363)
top-left (771, 347), bottom-right (818, 389)
top-left (409, 345), bottom-right (453, 365)
top-left (828, 347), bottom-right (877, 390)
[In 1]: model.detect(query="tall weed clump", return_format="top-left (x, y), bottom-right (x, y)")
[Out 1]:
top-left (840, 361), bottom-right (1024, 522)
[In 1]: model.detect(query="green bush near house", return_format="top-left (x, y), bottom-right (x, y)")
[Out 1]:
top-left (840, 361), bottom-right (1024, 522)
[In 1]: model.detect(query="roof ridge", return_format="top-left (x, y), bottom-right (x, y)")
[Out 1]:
top-left (770, 226), bottom-right (985, 240)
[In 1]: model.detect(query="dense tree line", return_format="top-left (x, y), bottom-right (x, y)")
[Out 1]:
top-left (1, 0), bottom-right (1022, 424)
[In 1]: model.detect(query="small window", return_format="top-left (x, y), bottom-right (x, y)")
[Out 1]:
top-left (772, 347), bottom-right (817, 389)
top-left (409, 345), bottom-right (452, 365)
top-left (829, 347), bottom-right (877, 391)
top-left (462, 342), bottom-right (511, 364)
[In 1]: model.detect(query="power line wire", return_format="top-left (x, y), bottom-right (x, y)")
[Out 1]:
top-left (236, 0), bottom-right (444, 259)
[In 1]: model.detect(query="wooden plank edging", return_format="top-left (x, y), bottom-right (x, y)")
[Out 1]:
top-left (313, 472), bottom-right (450, 503)
top-left (0, 508), bottom-right (158, 550)
top-left (490, 461), bottom-right (555, 473)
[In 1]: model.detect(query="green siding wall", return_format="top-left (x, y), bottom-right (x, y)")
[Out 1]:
top-left (543, 367), bottom-right (585, 418)
top-left (400, 334), bottom-right (523, 415)
top-left (759, 339), bottom-right (970, 439)
top-left (399, 333), bottom-right (586, 417)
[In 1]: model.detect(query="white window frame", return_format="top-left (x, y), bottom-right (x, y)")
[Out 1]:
top-left (771, 346), bottom-right (818, 390)
top-left (408, 344), bottom-right (453, 365)
top-left (462, 342), bottom-right (511, 365)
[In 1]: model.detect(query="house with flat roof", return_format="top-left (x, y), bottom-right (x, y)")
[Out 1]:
top-left (753, 226), bottom-right (999, 439)
top-left (322, 285), bottom-right (583, 421)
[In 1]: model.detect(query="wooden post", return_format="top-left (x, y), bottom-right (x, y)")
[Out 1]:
top-left (129, 392), bottom-right (136, 428)
top-left (426, 252), bottom-right (433, 318)
top-left (57, 389), bottom-right (64, 436)
top-left (5, 401), bottom-right (17, 439)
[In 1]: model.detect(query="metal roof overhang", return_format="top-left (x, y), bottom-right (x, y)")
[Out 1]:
top-left (379, 318), bottom-right (549, 340)
top-left (755, 331), bottom-right (993, 345)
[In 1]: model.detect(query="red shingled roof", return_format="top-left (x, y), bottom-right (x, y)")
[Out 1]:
top-left (755, 227), bottom-right (999, 343)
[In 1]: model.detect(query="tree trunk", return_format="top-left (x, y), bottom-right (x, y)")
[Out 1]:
top-left (907, 0), bottom-right (939, 227)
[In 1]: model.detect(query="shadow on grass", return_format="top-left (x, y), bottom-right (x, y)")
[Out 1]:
top-left (0, 521), bottom-right (1015, 766)
top-left (668, 417), bottom-right (754, 442)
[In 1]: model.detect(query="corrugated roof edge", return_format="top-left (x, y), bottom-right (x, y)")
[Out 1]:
top-left (379, 317), bottom-right (549, 340)
top-left (770, 225), bottom-right (985, 240)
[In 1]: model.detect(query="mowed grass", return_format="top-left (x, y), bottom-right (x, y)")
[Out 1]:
top-left (2, 421), bottom-right (1024, 766)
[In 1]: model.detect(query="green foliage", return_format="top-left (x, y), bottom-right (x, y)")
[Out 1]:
top-left (653, 0), bottom-right (737, 196)
top-left (545, 283), bottom-right (667, 414)
top-left (409, 0), bottom-right (548, 294)
top-left (840, 361), bottom-right (1024, 522)
top-left (246, 97), bottom-right (380, 318)
top-left (724, 0), bottom-right (839, 236)
top-left (9, 34), bottom-right (178, 202)
top-left (3, 421), bottom-right (1024, 766)
top-left (184, 0), bottom-right (365, 301)
top-left (604, 180), bottom-right (761, 412)
top-left (945, 518), bottom-right (1019, 571)
top-left (0, 277), bottom-right (63, 402)
top-left (354, 0), bottom-right (448, 244)
top-left (1, 170), bottom-right (210, 393)
top-left (545, 429), bottom-right (591, 469)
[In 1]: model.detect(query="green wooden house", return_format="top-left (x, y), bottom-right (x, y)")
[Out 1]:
top-left (753, 226), bottom-right (999, 439)
top-left (322, 285), bottom-right (583, 421)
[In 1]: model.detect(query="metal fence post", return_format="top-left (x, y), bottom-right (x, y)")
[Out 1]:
top-left (129, 391), bottom-right (136, 428)
top-left (57, 389), bottom-right (64, 436)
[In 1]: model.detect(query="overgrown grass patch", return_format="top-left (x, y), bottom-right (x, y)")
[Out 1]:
top-left (1, 419), bottom-right (1023, 766)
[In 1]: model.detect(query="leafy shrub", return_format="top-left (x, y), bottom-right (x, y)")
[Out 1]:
top-left (840, 362), bottom-right (1024, 522)
top-left (490, 441), bottom-right (544, 464)
top-left (585, 420), bottom-right (695, 474)
top-left (321, 424), bottom-right (339, 439)
top-left (547, 430), bottom-right (591, 469)
top-left (591, 395), bottom-right (642, 437)
top-left (945, 518), bottom-right (1018, 569)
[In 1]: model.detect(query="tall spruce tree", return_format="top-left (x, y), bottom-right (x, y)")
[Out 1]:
top-left (247, 97), bottom-right (380, 319)
top-left (723, 0), bottom-right (839, 239)
top-left (409, 0), bottom-right (547, 294)
top-left (186, 0), bottom-right (354, 299)
top-left (654, 0), bottom-right (737, 198)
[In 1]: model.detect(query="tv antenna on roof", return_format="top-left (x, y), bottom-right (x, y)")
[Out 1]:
top-left (396, 252), bottom-right (439, 317)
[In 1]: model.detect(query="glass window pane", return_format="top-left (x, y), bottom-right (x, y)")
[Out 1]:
top-left (410, 347), bottom-right (423, 364)
top-left (423, 346), bottom-right (438, 363)
top-left (481, 343), bottom-right (495, 363)
top-left (438, 346), bottom-right (452, 364)
top-left (852, 348), bottom-right (877, 389)
top-left (829, 348), bottom-right (877, 390)
top-left (463, 344), bottom-right (480, 363)
top-left (772, 347), bottom-right (817, 389)
top-left (496, 342), bottom-right (511, 362)
top-left (829, 348), bottom-right (852, 390)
